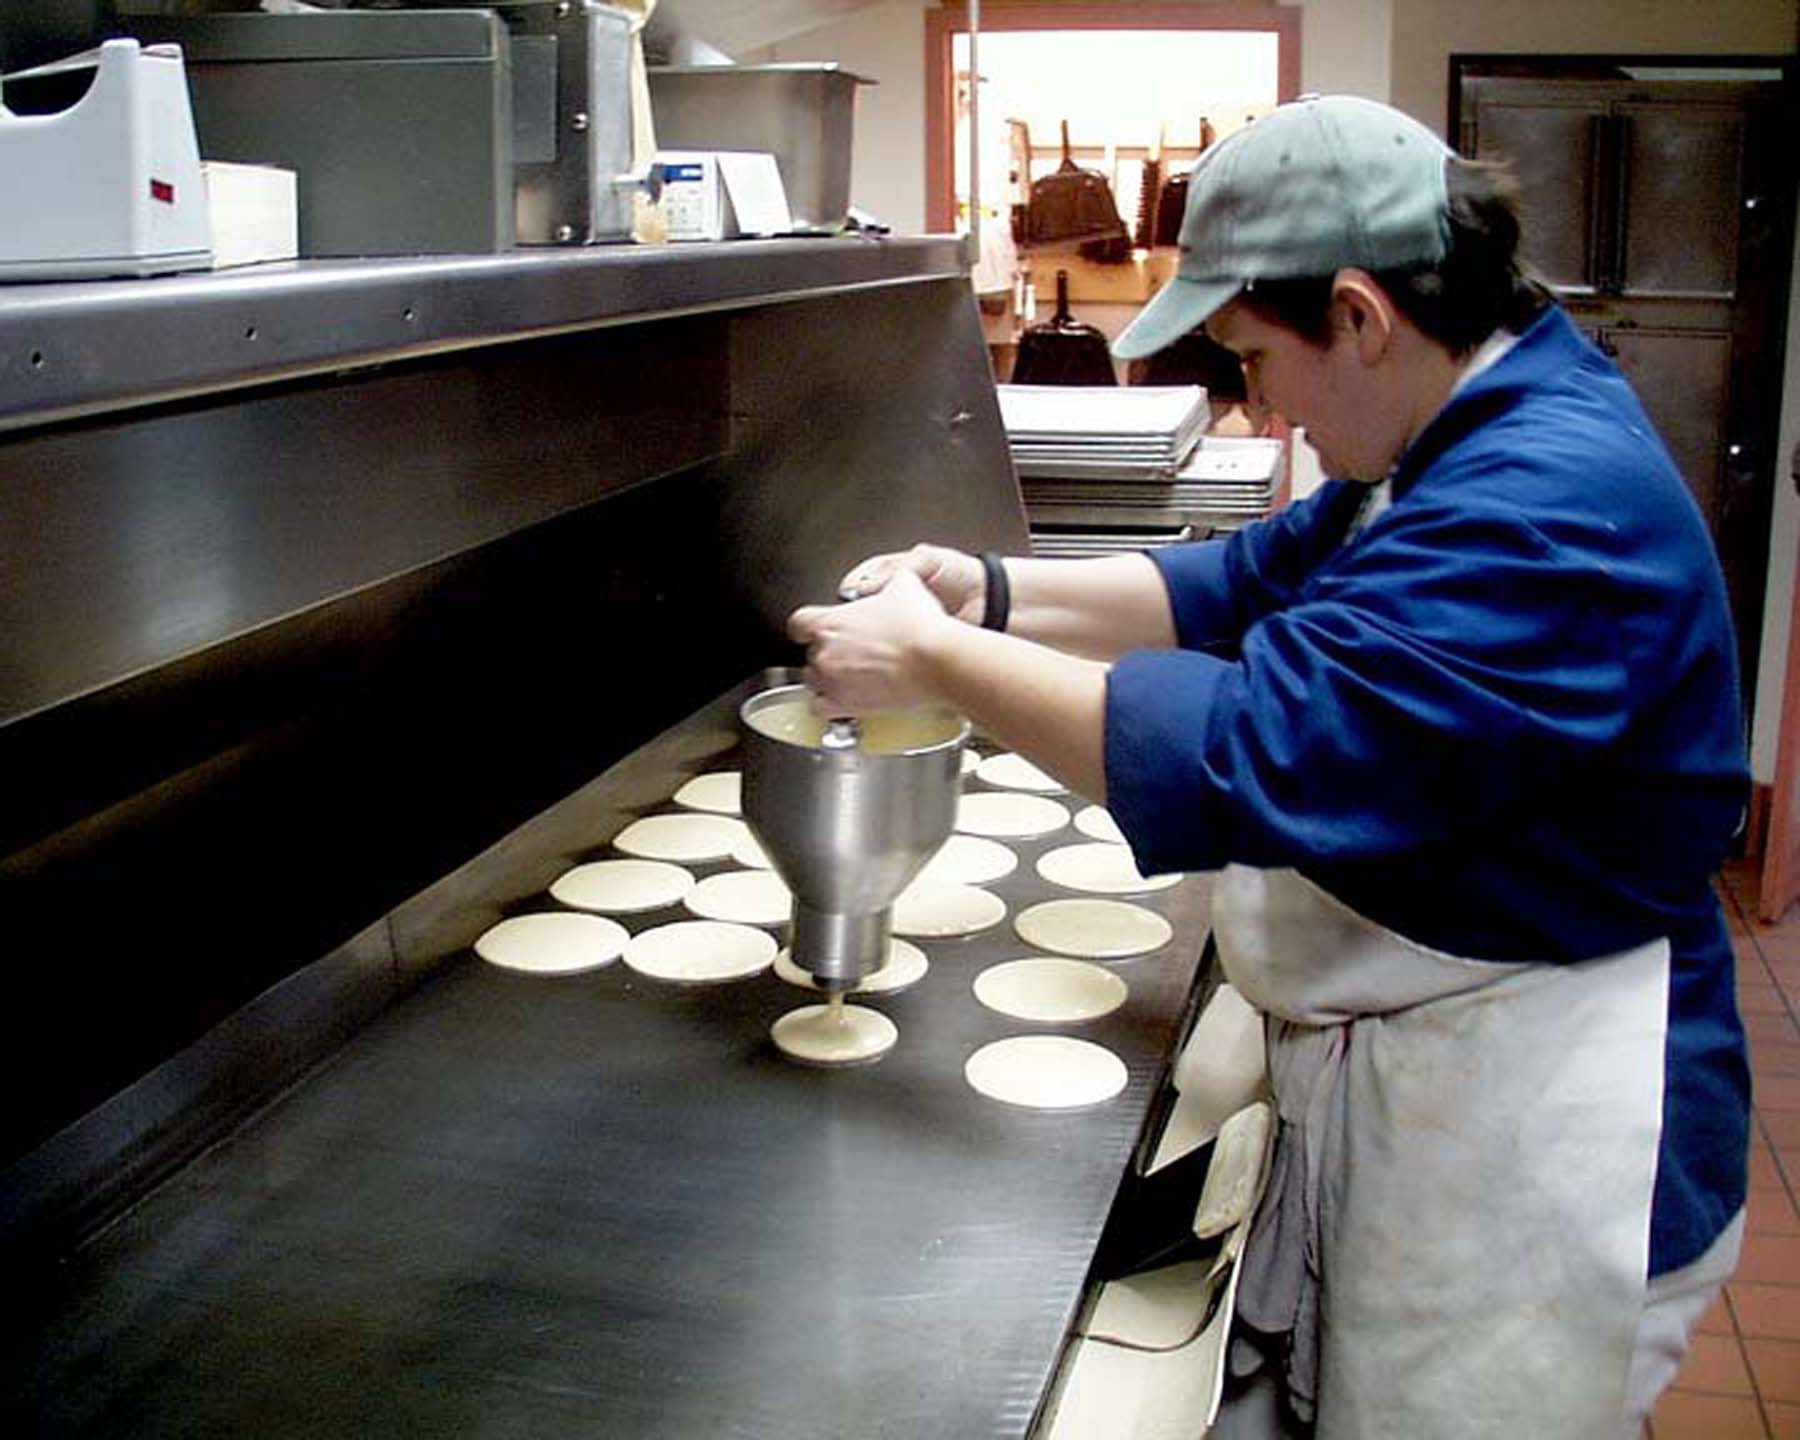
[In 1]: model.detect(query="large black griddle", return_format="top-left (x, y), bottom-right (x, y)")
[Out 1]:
top-left (7, 683), bottom-right (1213, 1438)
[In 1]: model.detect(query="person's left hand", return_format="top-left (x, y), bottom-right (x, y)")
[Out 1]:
top-left (788, 567), bottom-right (952, 713)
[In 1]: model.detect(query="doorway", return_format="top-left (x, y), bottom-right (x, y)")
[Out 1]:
top-left (925, 3), bottom-right (1301, 234)
top-left (926, 2), bottom-right (1298, 390)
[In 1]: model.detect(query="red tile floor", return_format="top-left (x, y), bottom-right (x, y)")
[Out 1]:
top-left (1647, 859), bottom-right (1800, 1438)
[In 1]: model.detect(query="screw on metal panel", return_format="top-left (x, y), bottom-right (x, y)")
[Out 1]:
top-left (572, 112), bottom-right (590, 132)
top-left (403, 306), bottom-right (416, 322)
top-left (554, 224), bottom-right (575, 243)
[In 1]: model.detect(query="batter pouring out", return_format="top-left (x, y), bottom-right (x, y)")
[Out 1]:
top-left (770, 991), bottom-right (898, 1067)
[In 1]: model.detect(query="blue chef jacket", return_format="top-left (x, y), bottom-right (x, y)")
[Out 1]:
top-left (1103, 304), bottom-right (1751, 1277)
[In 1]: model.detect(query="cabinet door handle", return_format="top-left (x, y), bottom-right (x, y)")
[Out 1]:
top-left (1587, 113), bottom-right (1631, 296)
top-left (1591, 113), bottom-right (1620, 293)
top-left (1606, 113), bottom-right (1631, 294)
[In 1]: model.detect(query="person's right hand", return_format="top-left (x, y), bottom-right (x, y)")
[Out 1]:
top-left (789, 567), bottom-right (953, 714)
top-left (837, 544), bottom-right (987, 626)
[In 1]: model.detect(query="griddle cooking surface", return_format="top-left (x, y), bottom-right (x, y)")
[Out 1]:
top-left (9, 702), bottom-right (1211, 1439)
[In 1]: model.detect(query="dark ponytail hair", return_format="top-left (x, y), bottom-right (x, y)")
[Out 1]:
top-left (1237, 157), bottom-right (1552, 355)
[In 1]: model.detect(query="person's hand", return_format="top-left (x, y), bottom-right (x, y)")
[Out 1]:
top-left (788, 567), bottom-right (955, 713)
top-left (837, 544), bottom-right (987, 627)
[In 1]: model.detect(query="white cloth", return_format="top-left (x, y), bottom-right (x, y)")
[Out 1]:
top-left (1621, 1207), bottom-right (1745, 1435)
top-left (1151, 983), bottom-right (1268, 1170)
top-left (1209, 865), bottom-right (1669, 1439)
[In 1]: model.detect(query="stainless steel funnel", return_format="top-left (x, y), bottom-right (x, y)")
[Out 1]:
top-left (740, 683), bottom-right (968, 991)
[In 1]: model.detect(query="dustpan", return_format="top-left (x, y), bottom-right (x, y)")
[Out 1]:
top-left (1153, 169), bottom-right (1189, 248)
top-left (1152, 117), bottom-right (1217, 247)
top-left (1011, 269), bottom-right (1118, 387)
top-left (1134, 126), bottom-right (1164, 250)
top-left (1026, 119), bottom-right (1128, 255)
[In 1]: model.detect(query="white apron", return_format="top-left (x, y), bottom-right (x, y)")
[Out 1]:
top-left (1210, 864), bottom-right (1668, 1439)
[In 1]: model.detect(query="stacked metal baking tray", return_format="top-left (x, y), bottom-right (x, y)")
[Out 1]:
top-left (999, 385), bottom-right (1283, 556)
top-left (1000, 384), bottom-right (1208, 483)
top-left (1025, 435), bottom-right (1287, 553)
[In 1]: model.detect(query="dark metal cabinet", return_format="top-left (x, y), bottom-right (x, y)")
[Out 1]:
top-left (1461, 79), bottom-right (1751, 299)
top-left (1467, 92), bottom-right (1606, 292)
top-left (1603, 325), bottom-right (1735, 532)
top-left (1618, 102), bottom-right (1744, 297)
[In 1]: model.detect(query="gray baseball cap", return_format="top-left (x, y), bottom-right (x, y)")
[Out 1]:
top-left (1112, 95), bottom-right (1454, 359)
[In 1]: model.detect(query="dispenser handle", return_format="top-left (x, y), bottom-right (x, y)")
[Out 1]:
top-left (818, 587), bottom-right (862, 749)
top-left (822, 718), bottom-right (861, 750)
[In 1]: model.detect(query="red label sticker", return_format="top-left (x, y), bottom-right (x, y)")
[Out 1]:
top-left (150, 179), bottom-right (175, 204)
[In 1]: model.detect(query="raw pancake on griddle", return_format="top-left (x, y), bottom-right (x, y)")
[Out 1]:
top-left (774, 938), bottom-right (929, 995)
top-left (549, 858), bottom-right (696, 914)
top-left (975, 752), bottom-right (1065, 793)
top-left (973, 957), bottom-right (1128, 1023)
top-left (612, 812), bottom-right (747, 863)
top-left (965, 1035), bottom-right (1129, 1109)
top-left (771, 1003), bottom-right (899, 1067)
top-left (730, 827), bottom-right (774, 869)
top-left (1014, 898), bottom-right (1173, 959)
top-left (912, 833), bottom-right (1018, 888)
top-left (1073, 805), bottom-right (1128, 845)
top-left (681, 869), bottom-right (792, 927)
top-left (622, 919), bottom-right (776, 983)
top-left (955, 791), bottom-right (1070, 840)
top-left (672, 771), bottom-right (742, 815)
top-left (892, 881), bottom-right (1006, 938)
top-left (1036, 843), bottom-right (1180, 896)
top-left (474, 912), bottom-right (629, 975)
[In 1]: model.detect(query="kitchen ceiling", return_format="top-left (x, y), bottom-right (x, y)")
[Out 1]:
top-left (645, 0), bottom-right (883, 61)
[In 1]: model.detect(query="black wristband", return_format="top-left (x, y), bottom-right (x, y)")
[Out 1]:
top-left (979, 551), bottom-right (1011, 633)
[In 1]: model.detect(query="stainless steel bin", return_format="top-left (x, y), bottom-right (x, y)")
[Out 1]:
top-left (646, 62), bottom-right (872, 232)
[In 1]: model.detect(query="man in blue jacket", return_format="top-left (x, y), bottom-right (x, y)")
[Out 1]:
top-left (790, 95), bottom-right (1749, 1437)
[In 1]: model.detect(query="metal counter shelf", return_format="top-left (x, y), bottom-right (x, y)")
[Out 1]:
top-left (0, 233), bottom-right (967, 433)
top-left (5, 677), bottom-right (1213, 1439)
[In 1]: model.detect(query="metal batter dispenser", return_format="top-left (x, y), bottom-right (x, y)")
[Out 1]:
top-left (740, 683), bottom-right (968, 991)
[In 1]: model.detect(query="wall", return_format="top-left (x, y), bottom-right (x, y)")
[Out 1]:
top-left (1754, 218), bottom-right (1800, 781)
top-left (755, 0), bottom-right (933, 233)
top-left (1292, 0), bottom-right (1390, 102)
